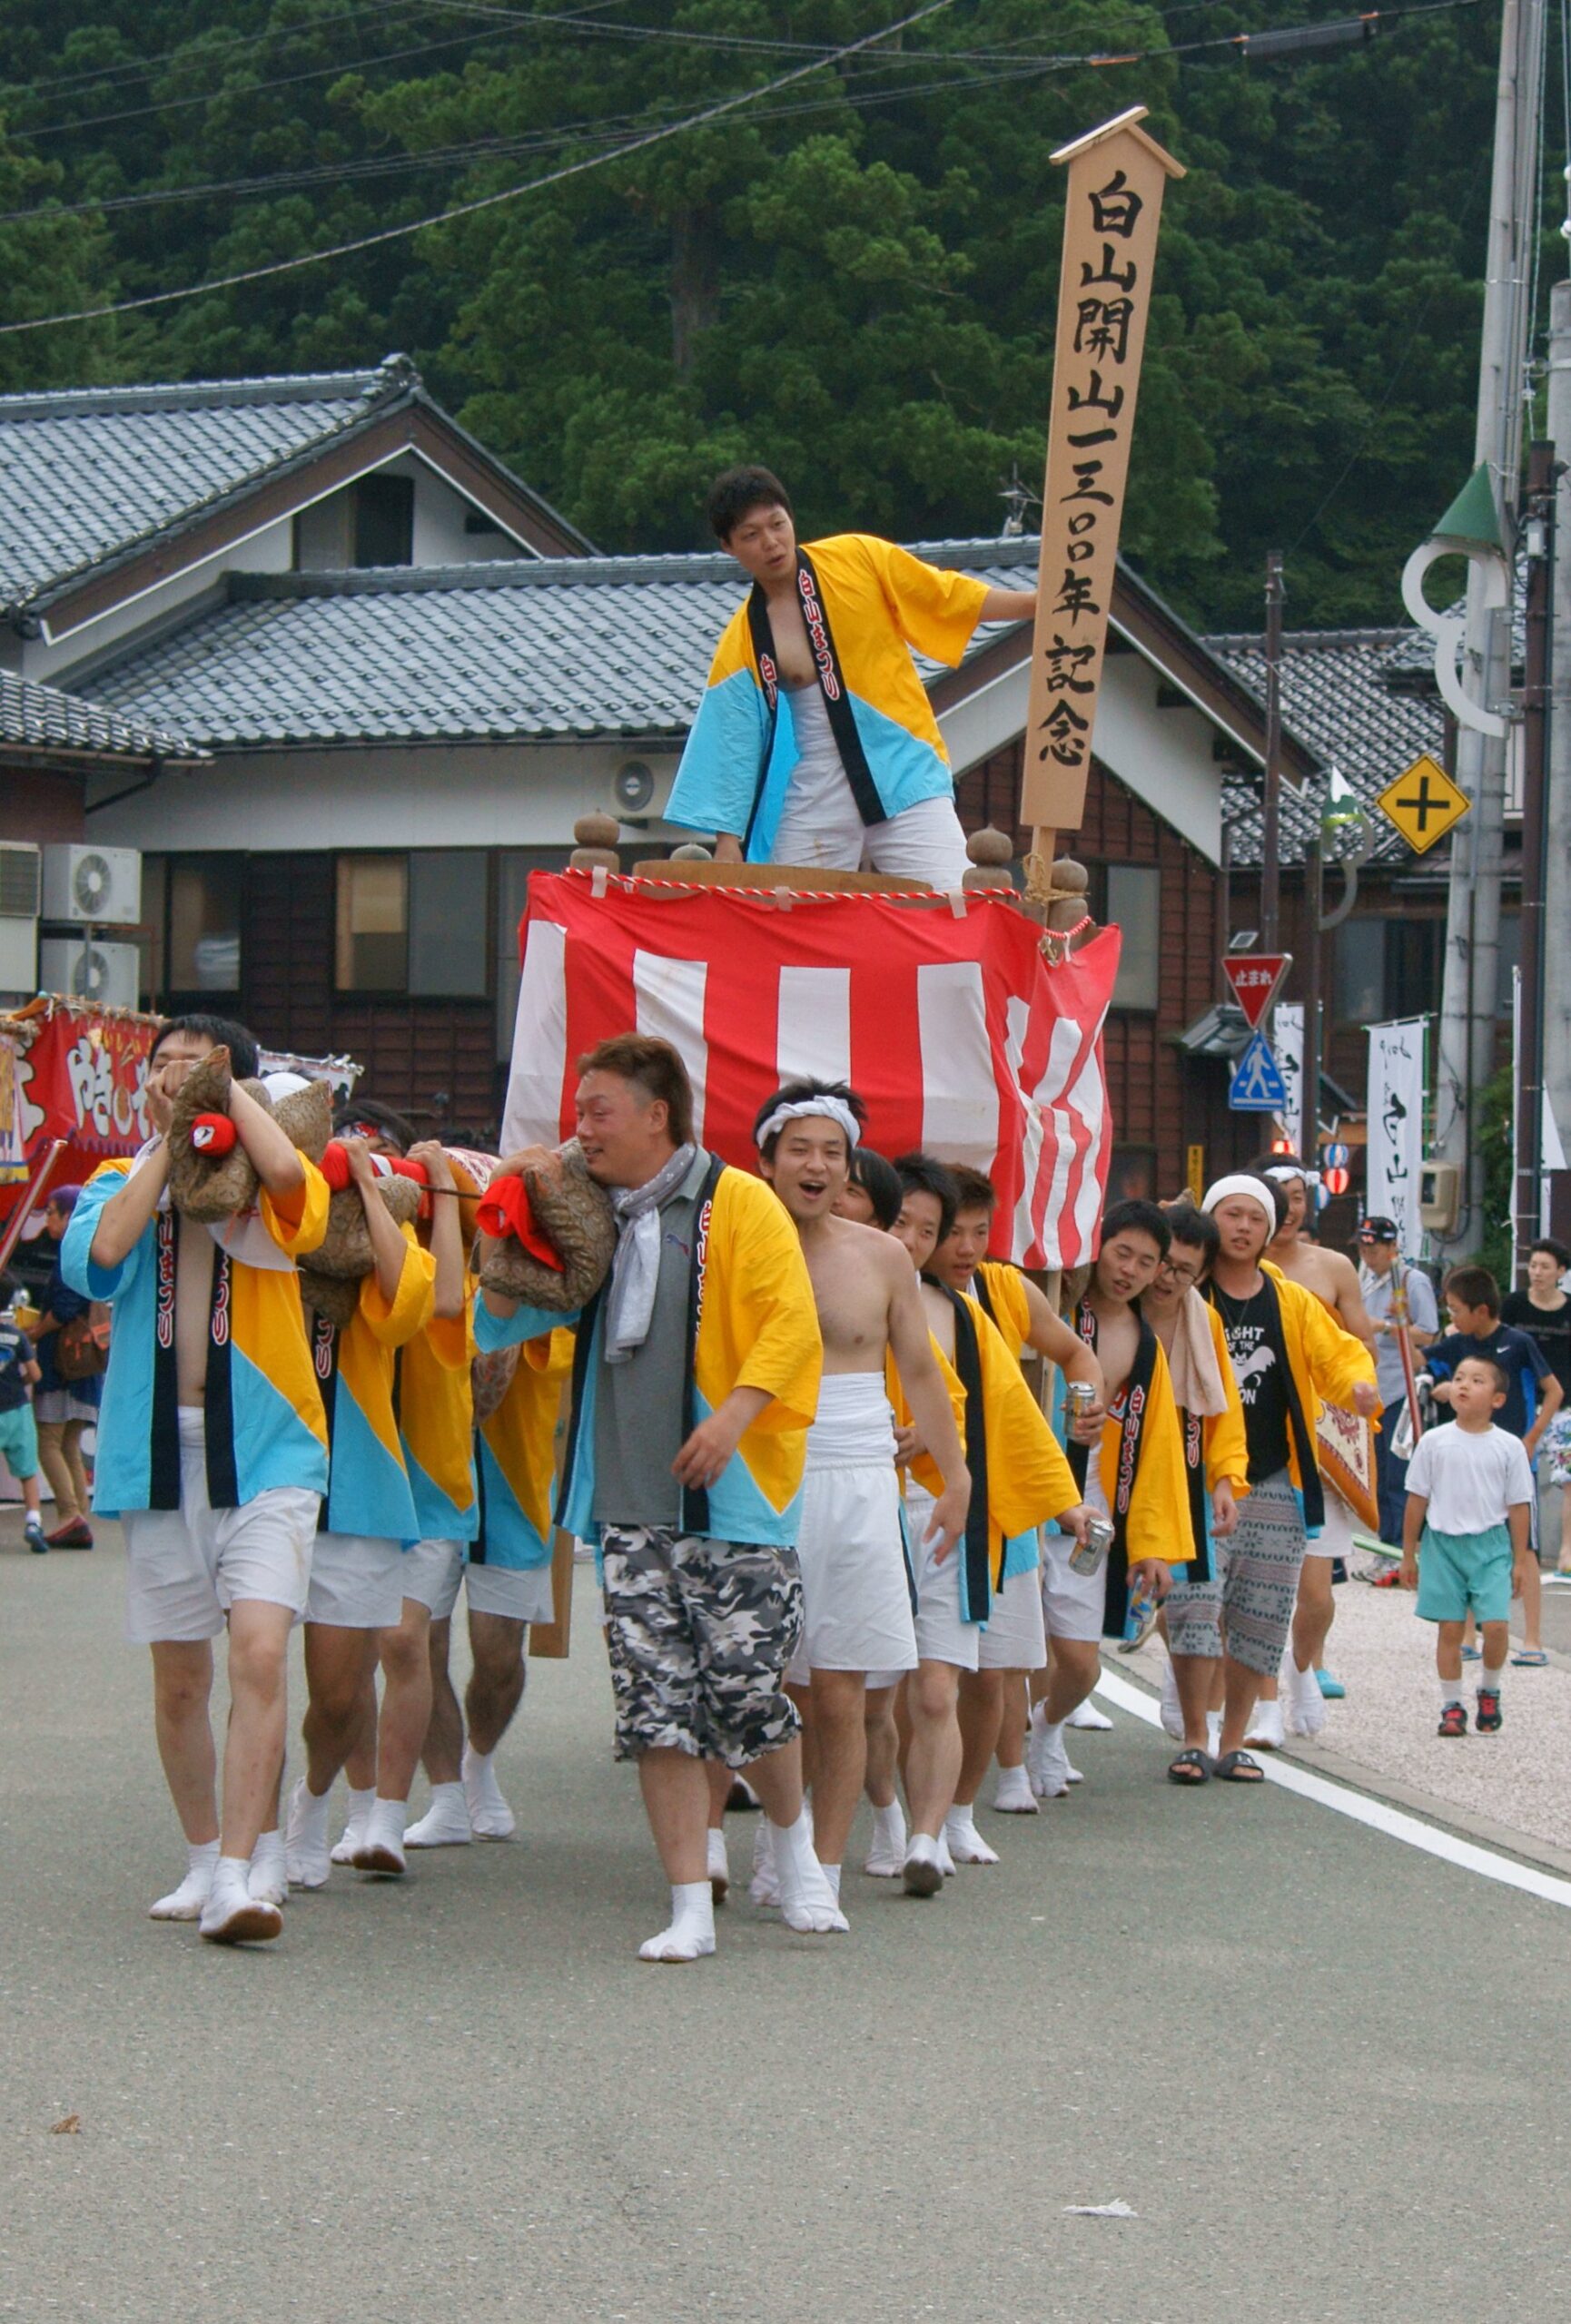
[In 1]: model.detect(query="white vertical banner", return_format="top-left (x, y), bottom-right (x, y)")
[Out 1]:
top-left (1274, 1002), bottom-right (1305, 1157)
top-left (1367, 1019), bottom-right (1426, 1251)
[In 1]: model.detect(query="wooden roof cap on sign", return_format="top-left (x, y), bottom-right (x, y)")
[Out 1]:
top-left (1049, 104), bottom-right (1186, 179)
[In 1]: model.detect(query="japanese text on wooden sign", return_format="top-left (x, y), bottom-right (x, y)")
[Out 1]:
top-left (1022, 107), bottom-right (1184, 834)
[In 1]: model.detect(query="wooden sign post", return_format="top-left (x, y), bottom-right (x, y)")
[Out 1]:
top-left (1022, 106), bottom-right (1184, 881)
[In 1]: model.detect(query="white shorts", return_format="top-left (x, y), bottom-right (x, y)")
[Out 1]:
top-left (771, 786), bottom-right (970, 889)
top-left (306, 1531), bottom-right (406, 1630)
top-left (466, 1561), bottom-right (554, 1623)
top-left (786, 1440), bottom-right (917, 1684)
top-left (1303, 1482), bottom-right (1356, 1560)
top-left (121, 1410), bottom-right (318, 1645)
top-left (401, 1535), bottom-right (465, 1620)
top-left (978, 1560), bottom-right (1048, 1670)
top-left (904, 1481), bottom-right (981, 1671)
top-left (1040, 1524), bottom-right (1107, 1645)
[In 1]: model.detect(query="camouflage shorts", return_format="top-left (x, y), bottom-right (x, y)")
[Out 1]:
top-left (599, 1525), bottom-right (804, 1768)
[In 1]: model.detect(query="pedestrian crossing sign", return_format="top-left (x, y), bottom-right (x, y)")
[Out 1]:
top-left (1376, 753), bottom-right (1469, 855)
top-left (1229, 1029), bottom-right (1289, 1113)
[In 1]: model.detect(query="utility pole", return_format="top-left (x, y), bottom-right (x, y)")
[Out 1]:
top-left (1515, 440), bottom-right (1555, 1275)
top-left (1260, 550), bottom-right (1283, 954)
top-left (1433, 0), bottom-right (1546, 1258)
top-left (1545, 281), bottom-right (1571, 1243)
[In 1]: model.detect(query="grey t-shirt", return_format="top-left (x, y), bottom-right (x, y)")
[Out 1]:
top-left (1359, 1260), bottom-right (1438, 1407)
top-left (591, 1147), bottom-right (713, 1529)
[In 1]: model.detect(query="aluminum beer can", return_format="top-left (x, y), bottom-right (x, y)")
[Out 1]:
top-left (1069, 1512), bottom-right (1115, 1576)
top-left (1063, 1381), bottom-right (1097, 1426)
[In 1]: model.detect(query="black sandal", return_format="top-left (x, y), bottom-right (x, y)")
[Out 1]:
top-left (1166, 1748), bottom-right (1212, 1786)
top-left (1214, 1749), bottom-right (1265, 1783)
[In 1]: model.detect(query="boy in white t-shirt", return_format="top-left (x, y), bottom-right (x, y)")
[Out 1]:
top-left (1401, 1355), bottom-right (1536, 1737)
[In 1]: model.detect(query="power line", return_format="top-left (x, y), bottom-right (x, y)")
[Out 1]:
top-left (0, 0), bottom-right (958, 336)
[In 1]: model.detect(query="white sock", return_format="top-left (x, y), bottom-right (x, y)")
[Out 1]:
top-left (943, 1807), bottom-right (1000, 1865)
top-left (821, 1862), bottom-right (842, 1899)
top-left (356, 1796), bottom-right (408, 1871)
top-left (248, 1829), bottom-right (288, 1906)
top-left (462, 1744), bottom-right (516, 1838)
top-left (638, 1879), bottom-right (716, 1963)
top-left (1480, 1664), bottom-right (1507, 1693)
top-left (1439, 1678), bottom-right (1465, 1709)
top-left (864, 1799), bottom-right (906, 1875)
top-left (706, 1827), bottom-right (730, 1896)
top-left (992, 1764), bottom-right (1037, 1812)
top-left (331, 1785), bottom-right (376, 1864)
top-left (285, 1777), bottom-right (334, 1888)
top-left (200, 1856), bottom-right (281, 1941)
top-left (749, 1816), bottom-right (782, 1905)
top-left (150, 1837), bottom-right (220, 1920)
top-left (770, 1808), bottom-right (848, 1934)
top-left (404, 1781), bottom-right (472, 1847)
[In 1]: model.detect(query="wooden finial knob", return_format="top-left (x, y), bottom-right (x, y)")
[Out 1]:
top-left (574, 812), bottom-right (621, 850)
top-left (569, 846), bottom-right (619, 872)
top-left (966, 824), bottom-right (1016, 868)
top-left (1050, 857), bottom-right (1089, 896)
top-left (669, 842), bottom-right (713, 861)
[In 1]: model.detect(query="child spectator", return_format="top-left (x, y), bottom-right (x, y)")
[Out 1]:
top-left (0, 1271), bottom-right (49, 1554)
top-left (1427, 1264), bottom-right (1563, 1665)
top-left (1401, 1354), bottom-right (1536, 1736)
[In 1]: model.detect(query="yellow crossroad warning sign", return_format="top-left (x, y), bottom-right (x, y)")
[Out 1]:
top-left (1376, 753), bottom-right (1469, 854)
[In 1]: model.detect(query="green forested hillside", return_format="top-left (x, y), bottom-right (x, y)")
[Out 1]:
top-left (0, 2), bottom-right (1518, 626)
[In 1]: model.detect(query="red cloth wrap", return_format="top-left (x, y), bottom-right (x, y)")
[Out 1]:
top-left (475, 1174), bottom-right (564, 1272)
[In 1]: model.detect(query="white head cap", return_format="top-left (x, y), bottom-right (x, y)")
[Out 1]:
top-left (1200, 1174), bottom-right (1280, 1235)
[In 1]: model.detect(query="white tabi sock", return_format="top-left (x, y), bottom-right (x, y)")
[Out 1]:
top-left (353, 1796), bottom-right (408, 1875)
top-left (865, 1800), bottom-right (907, 1875)
top-left (706, 1827), bottom-right (730, 1903)
top-left (150, 1837), bottom-right (220, 1921)
top-left (902, 1829), bottom-right (944, 1897)
top-left (404, 1782), bottom-right (472, 1847)
top-left (462, 1744), bottom-right (517, 1840)
top-left (771, 1808), bottom-right (848, 1934)
top-left (199, 1855), bottom-right (282, 1944)
top-left (331, 1787), bottom-right (376, 1864)
top-left (992, 1764), bottom-right (1038, 1814)
top-left (638, 1880), bottom-right (716, 1963)
top-left (248, 1828), bottom-right (288, 1907)
top-left (285, 1777), bottom-right (333, 1889)
top-left (943, 1807), bottom-right (1000, 1865)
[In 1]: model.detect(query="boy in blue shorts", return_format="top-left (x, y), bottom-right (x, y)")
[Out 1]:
top-left (1401, 1355), bottom-right (1536, 1736)
top-left (0, 1275), bottom-right (49, 1554)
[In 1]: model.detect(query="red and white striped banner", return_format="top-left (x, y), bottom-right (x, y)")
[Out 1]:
top-left (502, 872), bottom-right (1121, 1269)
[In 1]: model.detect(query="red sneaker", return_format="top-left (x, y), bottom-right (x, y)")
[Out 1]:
top-left (1475, 1689), bottom-right (1503, 1734)
top-left (1437, 1701), bottom-right (1468, 1737)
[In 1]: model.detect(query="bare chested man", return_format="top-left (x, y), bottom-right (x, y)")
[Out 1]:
top-left (755, 1081), bottom-right (970, 1909)
top-left (1250, 1156), bottom-right (1376, 1741)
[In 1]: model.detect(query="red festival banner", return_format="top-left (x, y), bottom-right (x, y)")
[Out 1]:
top-left (0, 1000), bottom-right (158, 1216)
top-left (501, 872), bottom-right (1121, 1272)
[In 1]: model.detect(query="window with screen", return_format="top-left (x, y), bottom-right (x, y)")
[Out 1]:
top-left (1103, 863), bottom-right (1161, 1012)
top-left (336, 857), bottom-right (408, 990)
top-left (166, 856), bottom-right (242, 996)
top-left (409, 852), bottom-right (489, 997)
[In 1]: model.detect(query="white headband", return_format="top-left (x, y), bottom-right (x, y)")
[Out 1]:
top-left (1263, 1162), bottom-right (1319, 1187)
top-left (1201, 1174), bottom-right (1280, 1233)
top-left (756, 1096), bottom-right (862, 1152)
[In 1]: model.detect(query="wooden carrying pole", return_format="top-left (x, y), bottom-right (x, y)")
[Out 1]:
top-left (1021, 106), bottom-right (1183, 885)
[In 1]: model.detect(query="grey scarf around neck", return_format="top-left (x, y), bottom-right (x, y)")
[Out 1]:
top-left (604, 1143), bottom-right (698, 1364)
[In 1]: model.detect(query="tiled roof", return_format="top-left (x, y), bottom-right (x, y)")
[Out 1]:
top-left (0, 359), bottom-right (415, 615)
top-left (0, 354), bottom-right (592, 621)
top-left (0, 668), bottom-right (203, 762)
top-left (84, 540), bottom-right (1051, 749)
top-left (1205, 627), bottom-right (1443, 866)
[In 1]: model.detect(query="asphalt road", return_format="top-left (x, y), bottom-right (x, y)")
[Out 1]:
top-left (5, 1523), bottom-right (1571, 2324)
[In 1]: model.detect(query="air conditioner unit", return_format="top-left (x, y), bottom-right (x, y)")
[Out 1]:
top-left (39, 936), bottom-right (141, 1011)
top-left (41, 842), bottom-right (142, 927)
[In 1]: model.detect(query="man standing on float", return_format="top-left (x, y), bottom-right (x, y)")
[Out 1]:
top-left (666, 468), bottom-right (1037, 886)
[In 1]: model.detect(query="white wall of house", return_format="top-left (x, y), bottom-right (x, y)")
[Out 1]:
top-left (936, 630), bottom-right (1250, 867)
top-left (29, 451), bottom-right (538, 686)
top-left (84, 738), bottom-right (683, 852)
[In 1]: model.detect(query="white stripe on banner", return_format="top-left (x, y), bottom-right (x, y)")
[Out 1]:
top-left (917, 961), bottom-right (998, 1167)
top-left (1093, 1668), bottom-right (1571, 1911)
top-left (1004, 995), bottom-right (1040, 1265)
top-left (1032, 1017), bottom-right (1086, 1265)
top-left (776, 966), bottom-right (852, 1086)
top-left (1067, 1046), bottom-right (1108, 1261)
top-left (634, 951), bottom-right (709, 1142)
top-left (501, 917), bottom-right (567, 1154)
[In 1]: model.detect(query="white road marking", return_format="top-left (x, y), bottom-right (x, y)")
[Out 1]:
top-left (1093, 1666), bottom-right (1571, 1911)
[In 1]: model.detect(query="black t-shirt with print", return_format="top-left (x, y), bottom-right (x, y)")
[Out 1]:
top-left (1216, 1284), bottom-right (1291, 1484)
top-left (1499, 1291), bottom-right (1571, 1402)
